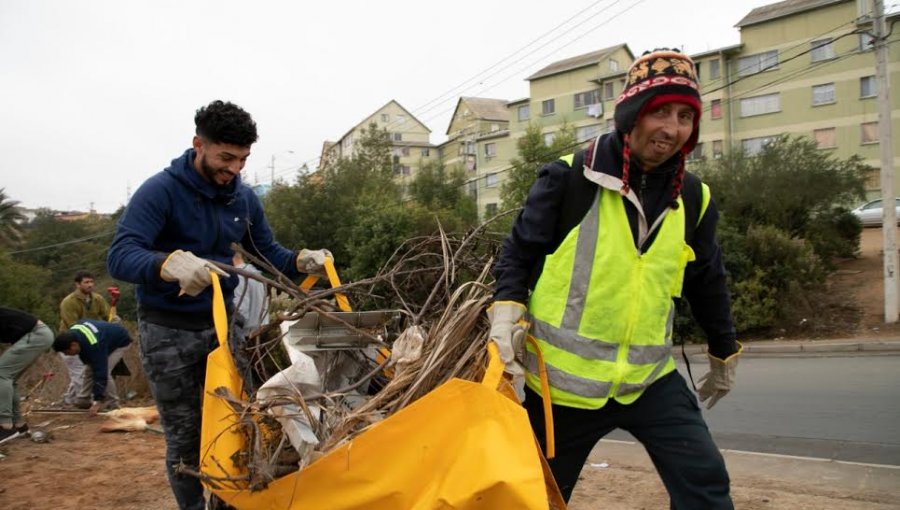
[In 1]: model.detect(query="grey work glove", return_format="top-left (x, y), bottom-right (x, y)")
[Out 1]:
top-left (160, 250), bottom-right (228, 297)
top-left (487, 301), bottom-right (529, 376)
top-left (296, 248), bottom-right (333, 275)
top-left (697, 342), bottom-right (743, 409)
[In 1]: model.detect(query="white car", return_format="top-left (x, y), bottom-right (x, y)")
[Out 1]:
top-left (851, 198), bottom-right (900, 227)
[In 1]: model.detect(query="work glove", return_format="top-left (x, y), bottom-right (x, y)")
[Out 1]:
top-left (296, 248), bottom-right (333, 275)
top-left (487, 301), bottom-right (528, 376)
top-left (697, 342), bottom-right (743, 409)
top-left (160, 250), bottom-right (228, 297)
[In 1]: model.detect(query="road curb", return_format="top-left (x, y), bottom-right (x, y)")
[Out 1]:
top-left (673, 339), bottom-right (900, 356)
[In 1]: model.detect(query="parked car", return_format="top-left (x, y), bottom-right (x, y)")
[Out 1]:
top-left (851, 198), bottom-right (900, 227)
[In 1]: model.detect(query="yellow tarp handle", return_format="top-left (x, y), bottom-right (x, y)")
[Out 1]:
top-left (299, 257), bottom-right (351, 312)
top-left (486, 339), bottom-right (555, 459)
top-left (211, 270), bottom-right (229, 349)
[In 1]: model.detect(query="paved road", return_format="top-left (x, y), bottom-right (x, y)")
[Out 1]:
top-left (609, 354), bottom-right (900, 466)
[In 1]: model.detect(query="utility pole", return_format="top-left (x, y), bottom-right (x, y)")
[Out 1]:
top-left (269, 154), bottom-right (275, 185)
top-left (874, 0), bottom-right (897, 322)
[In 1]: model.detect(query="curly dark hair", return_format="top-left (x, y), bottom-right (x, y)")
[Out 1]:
top-left (194, 100), bottom-right (259, 147)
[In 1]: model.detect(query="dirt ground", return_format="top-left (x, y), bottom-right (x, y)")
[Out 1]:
top-left (1, 227), bottom-right (897, 510)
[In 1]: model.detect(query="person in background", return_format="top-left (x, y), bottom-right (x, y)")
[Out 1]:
top-left (490, 49), bottom-right (740, 508)
top-left (58, 270), bottom-right (111, 409)
top-left (232, 252), bottom-right (269, 332)
top-left (107, 99), bottom-right (332, 510)
top-left (52, 319), bottom-right (132, 416)
top-left (0, 307), bottom-right (54, 443)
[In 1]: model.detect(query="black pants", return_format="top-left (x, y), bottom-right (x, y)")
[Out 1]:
top-left (524, 371), bottom-right (733, 509)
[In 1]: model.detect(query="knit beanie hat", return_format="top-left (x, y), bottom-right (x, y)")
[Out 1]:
top-left (613, 48), bottom-right (701, 205)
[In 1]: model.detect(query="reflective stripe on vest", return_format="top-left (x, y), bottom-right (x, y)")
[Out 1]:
top-left (71, 323), bottom-right (99, 345)
top-left (524, 185), bottom-right (695, 410)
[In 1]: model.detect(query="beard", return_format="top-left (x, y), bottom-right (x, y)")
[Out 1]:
top-left (199, 154), bottom-right (236, 187)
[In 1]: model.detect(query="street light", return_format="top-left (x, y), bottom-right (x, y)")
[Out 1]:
top-left (269, 150), bottom-right (295, 185)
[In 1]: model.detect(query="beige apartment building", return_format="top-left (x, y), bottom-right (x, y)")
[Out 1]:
top-left (321, 100), bottom-right (435, 185)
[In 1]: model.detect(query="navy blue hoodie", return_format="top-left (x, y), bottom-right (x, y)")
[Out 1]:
top-left (69, 320), bottom-right (132, 401)
top-left (108, 149), bottom-right (300, 318)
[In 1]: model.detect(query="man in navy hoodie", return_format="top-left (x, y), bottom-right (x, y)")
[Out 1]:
top-left (107, 100), bottom-right (331, 510)
top-left (53, 319), bottom-right (132, 416)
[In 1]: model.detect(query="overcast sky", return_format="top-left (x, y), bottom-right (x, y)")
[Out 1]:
top-left (1, 0), bottom-right (774, 213)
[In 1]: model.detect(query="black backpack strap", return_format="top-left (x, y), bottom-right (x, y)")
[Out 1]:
top-left (680, 172), bottom-right (708, 245)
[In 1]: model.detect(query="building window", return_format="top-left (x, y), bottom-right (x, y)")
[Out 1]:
top-left (860, 32), bottom-right (875, 51)
top-left (860, 76), bottom-right (877, 98)
top-left (711, 99), bottom-right (722, 119)
top-left (490, 123), bottom-right (500, 132)
top-left (543, 132), bottom-right (555, 146)
top-left (810, 38), bottom-right (835, 62)
top-left (687, 142), bottom-right (704, 161)
top-left (814, 127), bottom-right (836, 149)
top-left (401, 147), bottom-right (410, 156)
top-left (737, 50), bottom-right (778, 76)
top-left (518, 104), bottom-right (530, 121)
top-left (467, 180), bottom-right (477, 197)
top-left (741, 135), bottom-right (778, 156)
top-left (399, 165), bottom-right (411, 176)
top-left (604, 82), bottom-right (615, 100)
top-left (709, 59), bottom-right (721, 80)
top-left (542, 99), bottom-right (555, 115)
top-left (812, 83), bottom-right (835, 105)
top-left (396, 114), bottom-right (406, 124)
top-left (484, 142), bottom-right (496, 158)
top-left (740, 93), bottom-right (780, 117)
top-left (381, 114), bottom-right (389, 123)
top-left (486, 173), bottom-right (498, 188)
top-left (575, 124), bottom-right (602, 142)
top-left (421, 148), bottom-right (430, 157)
top-left (392, 132), bottom-right (403, 141)
top-left (485, 203), bottom-right (498, 217)
top-left (861, 122), bottom-right (879, 144)
top-left (574, 89), bottom-right (601, 109)
top-left (465, 141), bottom-right (475, 155)
top-left (712, 140), bottom-right (724, 159)
top-left (609, 58), bottom-right (619, 71)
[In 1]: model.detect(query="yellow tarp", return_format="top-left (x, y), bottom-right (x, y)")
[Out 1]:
top-left (200, 273), bottom-right (563, 509)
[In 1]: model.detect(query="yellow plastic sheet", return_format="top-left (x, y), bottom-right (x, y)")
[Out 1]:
top-left (200, 272), bottom-right (564, 509)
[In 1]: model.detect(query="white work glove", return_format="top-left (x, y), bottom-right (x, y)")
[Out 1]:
top-left (296, 248), bottom-right (333, 275)
top-left (160, 250), bottom-right (228, 297)
top-left (487, 301), bottom-right (528, 376)
top-left (697, 342), bottom-right (743, 409)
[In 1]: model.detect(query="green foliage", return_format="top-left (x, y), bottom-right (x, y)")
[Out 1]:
top-left (408, 160), bottom-right (478, 229)
top-left (0, 252), bottom-right (56, 325)
top-left (0, 188), bottom-right (26, 247)
top-left (500, 122), bottom-right (578, 213)
top-left (694, 135), bottom-right (869, 260)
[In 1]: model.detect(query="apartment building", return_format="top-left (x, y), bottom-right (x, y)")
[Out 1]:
top-left (439, 97), bottom-right (513, 218)
top-left (702, 0), bottom-right (900, 197)
top-left (322, 100), bottom-right (436, 184)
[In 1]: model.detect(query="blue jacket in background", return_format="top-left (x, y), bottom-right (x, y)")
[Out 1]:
top-left (69, 320), bottom-right (132, 401)
top-left (107, 149), bottom-right (300, 315)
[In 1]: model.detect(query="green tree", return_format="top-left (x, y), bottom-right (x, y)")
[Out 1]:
top-left (0, 188), bottom-right (26, 247)
top-left (0, 252), bottom-right (56, 325)
top-left (408, 160), bottom-right (478, 231)
top-left (694, 135), bottom-right (870, 260)
top-left (499, 122), bottom-right (577, 213)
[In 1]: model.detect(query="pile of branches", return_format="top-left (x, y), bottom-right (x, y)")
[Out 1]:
top-left (197, 223), bottom-right (506, 491)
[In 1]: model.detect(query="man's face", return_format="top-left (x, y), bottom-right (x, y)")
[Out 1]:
top-left (629, 102), bottom-right (695, 171)
top-left (75, 278), bottom-right (94, 295)
top-left (193, 136), bottom-right (251, 187)
top-left (65, 343), bottom-right (80, 356)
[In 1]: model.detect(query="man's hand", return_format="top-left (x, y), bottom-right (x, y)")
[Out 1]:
top-left (160, 250), bottom-right (228, 296)
top-left (487, 301), bottom-right (529, 376)
top-left (296, 249), bottom-right (333, 275)
top-left (697, 343), bottom-right (743, 409)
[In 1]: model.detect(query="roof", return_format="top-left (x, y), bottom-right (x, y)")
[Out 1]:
top-left (445, 97), bottom-right (510, 135)
top-left (527, 44), bottom-right (632, 81)
top-left (690, 44), bottom-right (743, 59)
top-left (736, 0), bottom-right (847, 28)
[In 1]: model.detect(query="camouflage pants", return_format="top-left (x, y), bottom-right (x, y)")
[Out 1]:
top-left (138, 319), bottom-right (244, 510)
